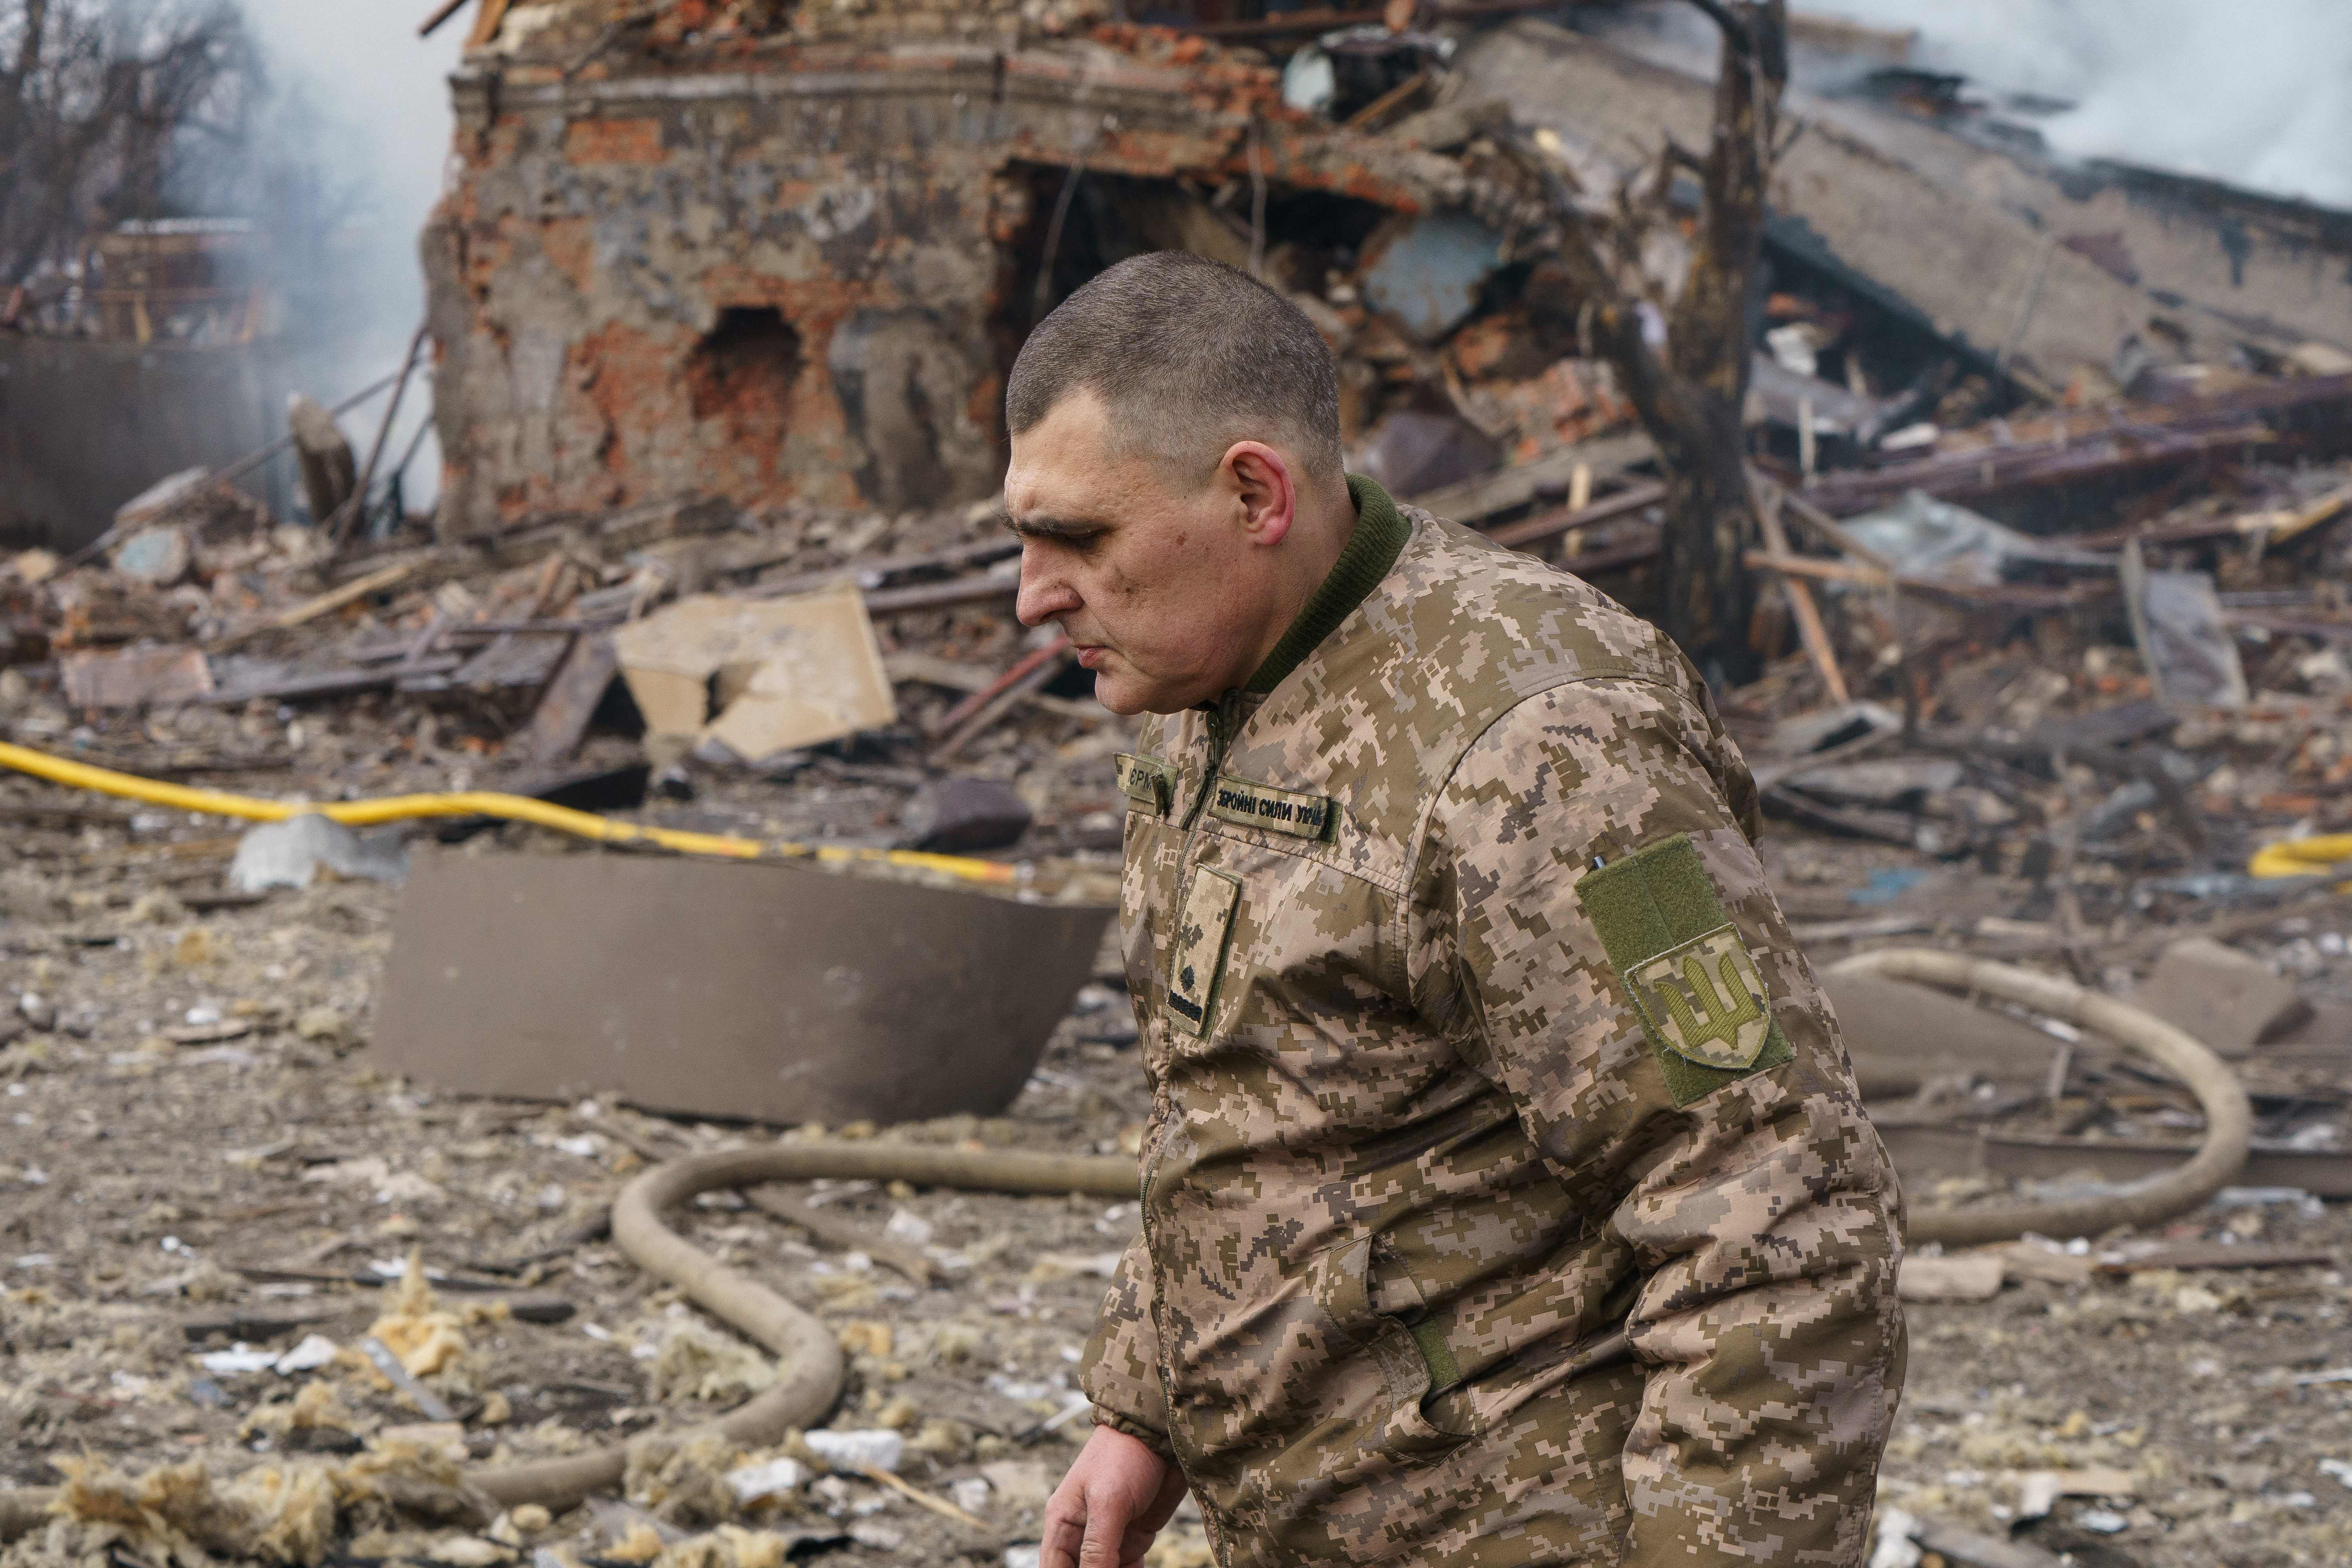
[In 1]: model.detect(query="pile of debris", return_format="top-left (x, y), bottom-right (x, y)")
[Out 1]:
top-left (3, 7), bottom-right (2352, 1566)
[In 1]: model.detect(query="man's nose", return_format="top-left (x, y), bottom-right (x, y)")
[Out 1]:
top-left (1015, 548), bottom-right (1079, 628)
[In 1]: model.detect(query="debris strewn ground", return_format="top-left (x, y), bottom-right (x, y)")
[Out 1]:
top-left (5, 5), bottom-right (2352, 1568)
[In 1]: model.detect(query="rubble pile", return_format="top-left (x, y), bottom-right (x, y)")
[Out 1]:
top-left (3, 5), bottom-right (2352, 1568)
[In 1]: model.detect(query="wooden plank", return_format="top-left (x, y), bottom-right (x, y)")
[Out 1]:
top-left (864, 570), bottom-right (1022, 616)
top-left (1190, 0), bottom-right (1582, 40)
top-left (1754, 489), bottom-right (1851, 705)
top-left (209, 560), bottom-right (420, 655)
top-left (466, 0), bottom-right (513, 49)
top-left (747, 537), bottom-right (1020, 601)
top-left (418, 0), bottom-right (474, 38)
top-left (200, 656), bottom-right (463, 706)
top-left (1745, 550), bottom-right (1890, 588)
top-left (511, 633), bottom-right (618, 769)
top-left (1409, 432), bottom-right (1653, 526)
top-left (2094, 1243), bottom-right (2335, 1274)
top-left (1488, 481), bottom-right (1668, 550)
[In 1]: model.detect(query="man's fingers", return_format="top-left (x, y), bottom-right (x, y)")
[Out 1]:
top-left (1076, 1483), bottom-right (1133, 1568)
top-left (1039, 1490), bottom-right (1087, 1568)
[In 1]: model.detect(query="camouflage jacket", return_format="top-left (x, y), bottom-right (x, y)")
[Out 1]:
top-left (1080, 477), bottom-right (1906, 1567)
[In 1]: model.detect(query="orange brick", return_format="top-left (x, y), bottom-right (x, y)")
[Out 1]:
top-left (564, 117), bottom-right (666, 165)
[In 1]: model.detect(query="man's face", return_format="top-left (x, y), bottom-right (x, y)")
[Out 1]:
top-left (1004, 389), bottom-right (1270, 716)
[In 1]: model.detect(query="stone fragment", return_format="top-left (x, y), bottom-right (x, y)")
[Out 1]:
top-left (899, 775), bottom-right (1032, 853)
top-left (2134, 937), bottom-right (2310, 1057)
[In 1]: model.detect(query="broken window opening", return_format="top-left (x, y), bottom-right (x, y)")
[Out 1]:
top-left (686, 305), bottom-right (805, 426)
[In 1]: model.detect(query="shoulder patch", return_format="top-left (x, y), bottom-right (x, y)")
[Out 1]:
top-left (1206, 775), bottom-right (1335, 841)
top-left (1574, 834), bottom-right (1793, 1105)
top-left (1113, 753), bottom-right (1174, 815)
top-left (1166, 867), bottom-right (1241, 1038)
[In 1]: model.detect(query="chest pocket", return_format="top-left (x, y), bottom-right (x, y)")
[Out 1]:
top-left (1166, 867), bottom-right (1241, 1038)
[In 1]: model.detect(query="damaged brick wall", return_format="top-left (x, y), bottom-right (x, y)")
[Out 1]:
top-left (423, 4), bottom-right (1471, 539)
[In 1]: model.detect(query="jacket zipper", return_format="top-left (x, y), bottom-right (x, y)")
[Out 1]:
top-left (1139, 695), bottom-right (1240, 1219)
top-left (1134, 696), bottom-right (1245, 1467)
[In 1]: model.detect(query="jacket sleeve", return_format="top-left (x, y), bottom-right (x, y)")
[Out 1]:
top-left (1078, 1233), bottom-right (1175, 1455)
top-left (1416, 675), bottom-right (1905, 1568)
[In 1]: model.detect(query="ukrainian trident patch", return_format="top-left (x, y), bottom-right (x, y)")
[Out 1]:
top-left (1626, 926), bottom-right (1772, 1070)
top-left (1575, 833), bottom-right (1794, 1105)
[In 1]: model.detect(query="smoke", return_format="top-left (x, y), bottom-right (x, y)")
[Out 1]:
top-left (1813, 0), bottom-right (2352, 210)
top-left (235, 0), bottom-right (465, 506)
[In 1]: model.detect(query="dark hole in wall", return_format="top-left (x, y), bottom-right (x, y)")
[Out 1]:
top-left (686, 305), bottom-right (804, 424)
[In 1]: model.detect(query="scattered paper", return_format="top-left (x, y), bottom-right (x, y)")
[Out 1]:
top-left (274, 1334), bottom-right (340, 1374)
top-left (724, 1457), bottom-right (807, 1504)
top-left (804, 1428), bottom-right (904, 1475)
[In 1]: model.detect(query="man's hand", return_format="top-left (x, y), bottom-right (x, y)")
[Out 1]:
top-left (1041, 1424), bottom-right (1188, 1568)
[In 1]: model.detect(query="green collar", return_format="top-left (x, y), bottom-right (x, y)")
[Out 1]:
top-left (1241, 474), bottom-right (1411, 696)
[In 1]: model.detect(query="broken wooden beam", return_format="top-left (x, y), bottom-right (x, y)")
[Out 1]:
top-left (511, 633), bottom-right (619, 769)
top-left (200, 656), bottom-right (465, 706)
top-left (1407, 432), bottom-right (1651, 528)
top-left (1745, 550), bottom-right (2112, 611)
top-left (1803, 374), bottom-right (2352, 516)
top-left (1486, 481), bottom-right (1668, 550)
top-left (418, 0), bottom-right (474, 38)
top-left (863, 568), bottom-right (1022, 617)
top-left (930, 638), bottom-right (1076, 763)
top-left (1188, 0), bottom-right (1586, 41)
top-left (748, 537), bottom-right (1021, 601)
top-left (1753, 486), bottom-right (1851, 705)
top-left (209, 560), bottom-right (422, 655)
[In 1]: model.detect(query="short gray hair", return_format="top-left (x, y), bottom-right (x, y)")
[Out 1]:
top-left (1005, 251), bottom-right (1343, 486)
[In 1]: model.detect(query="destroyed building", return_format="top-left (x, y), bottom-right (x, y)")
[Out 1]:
top-left (423, 1), bottom-right (2352, 545)
top-left (422, 0), bottom-right (1549, 535)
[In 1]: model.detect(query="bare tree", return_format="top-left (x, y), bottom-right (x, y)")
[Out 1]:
top-left (0, 0), bottom-right (259, 288)
top-left (1512, 0), bottom-right (1789, 689)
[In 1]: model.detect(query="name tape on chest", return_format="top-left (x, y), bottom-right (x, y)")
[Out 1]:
top-left (1574, 833), bottom-right (1793, 1106)
top-left (1206, 776), bottom-right (1336, 841)
top-left (1166, 867), bottom-right (1241, 1038)
top-left (1113, 753), bottom-right (1174, 814)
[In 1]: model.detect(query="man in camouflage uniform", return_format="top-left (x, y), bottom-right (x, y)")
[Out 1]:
top-left (1005, 252), bottom-right (1905, 1568)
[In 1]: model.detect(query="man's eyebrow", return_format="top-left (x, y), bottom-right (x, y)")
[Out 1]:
top-left (1004, 513), bottom-right (1109, 541)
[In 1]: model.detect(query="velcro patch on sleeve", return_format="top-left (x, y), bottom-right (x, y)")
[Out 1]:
top-left (1113, 753), bottom-right (1174, 815)
top-left (1206, 775), bottom-right (1335, 841)
top-left (1574, 833), bottom-right (1793, 1106)
top-left (1166, 867), bottom-right (1241, 1038)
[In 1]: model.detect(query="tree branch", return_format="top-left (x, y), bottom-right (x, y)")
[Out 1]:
top-left (1682, 0), bottom-right (1753, 56)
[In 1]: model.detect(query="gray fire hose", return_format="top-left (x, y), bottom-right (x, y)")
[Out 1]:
top-left (1834, 949), bottom-right (2254, 1247)
top-left (0, 1142), bottom-right (1135, 1541)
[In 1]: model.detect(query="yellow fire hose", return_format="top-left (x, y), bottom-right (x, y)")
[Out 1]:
top-left (2249, 833), bottom-right (2352, 884)
top-left (0, 740), bottom-right (1017, 888)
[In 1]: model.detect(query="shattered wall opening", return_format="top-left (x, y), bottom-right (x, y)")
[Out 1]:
top-left (421, 6), bottom-right (1504, 543)
top-left (686, 307), bottom-right (804, 431)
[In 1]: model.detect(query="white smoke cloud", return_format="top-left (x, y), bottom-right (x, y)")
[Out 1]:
top-left (1814, 0), bottom-right (2352, 209)
top-left (236, 0), bottom-right (466, 504)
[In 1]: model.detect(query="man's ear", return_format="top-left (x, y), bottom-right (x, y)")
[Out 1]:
top-left (1225, 442), bottom-right (1297, 548)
